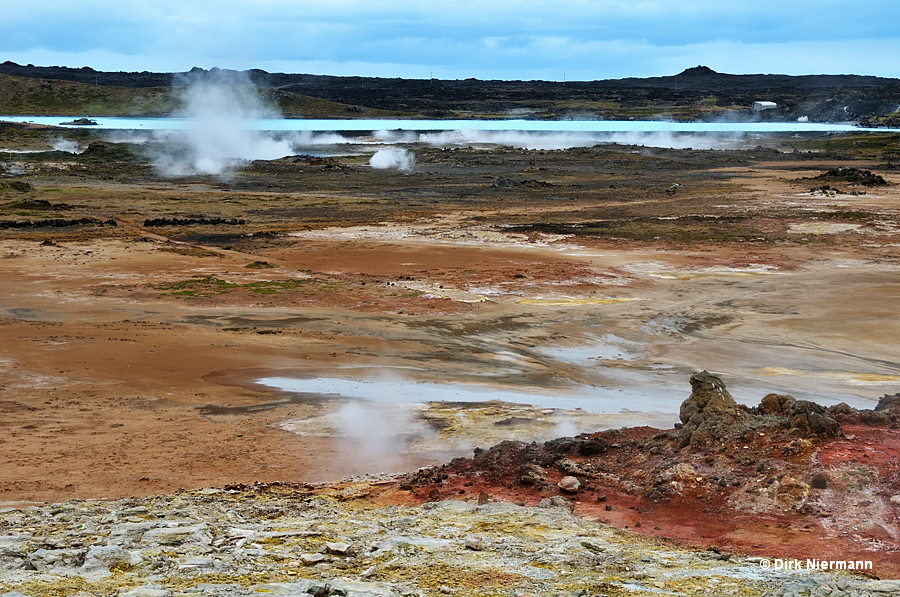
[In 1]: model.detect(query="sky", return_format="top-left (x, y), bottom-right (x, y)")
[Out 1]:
top-left (2, 1), bottom-right (899, 80)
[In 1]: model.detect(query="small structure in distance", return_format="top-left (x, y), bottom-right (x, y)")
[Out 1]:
top-left (753, 101), bottom-right (778, 112)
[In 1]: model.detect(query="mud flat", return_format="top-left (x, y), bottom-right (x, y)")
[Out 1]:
top-left (1, 125), bottom-right (900, 586)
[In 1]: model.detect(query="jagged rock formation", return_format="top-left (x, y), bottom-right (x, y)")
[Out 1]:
top-left (876, 393), bottom-right (900, 415)
top-left (676, 370), bottom-right (746, 448)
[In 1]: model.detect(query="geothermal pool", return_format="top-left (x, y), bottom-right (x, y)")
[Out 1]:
top-left (7, 115), bottom-right (897, 156)
top-left (1, 115), bottom-right (889, 133)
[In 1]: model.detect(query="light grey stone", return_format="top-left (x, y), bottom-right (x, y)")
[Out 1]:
top-left (107, 522), bottom-right (158, 545)
top-left (301, 553), bottom-right (326, 565)
top-left (0, 536), bottom-right (30, 558)
top-left (325, 541), bottom-right (351, 555)
top-left (558, 476), bottom-right (581, 493)
top-left (141, 524), bottom-right (211, 547)
top-left (864, 579), bottom-right (900, 593)
top-left (120, 585), bottom-right (173, 597)
top-left (24, 547), bottom-right (86, 571)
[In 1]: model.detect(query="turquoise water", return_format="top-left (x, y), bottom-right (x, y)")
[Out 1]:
top-left (2, 115), bottom-right (892, 133)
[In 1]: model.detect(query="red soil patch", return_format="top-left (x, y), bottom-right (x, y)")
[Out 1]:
top-left (388, 424), bottom-right (900, 578)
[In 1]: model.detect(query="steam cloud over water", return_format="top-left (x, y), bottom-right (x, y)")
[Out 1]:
top-left (153, 69), bottom-right (294, 176)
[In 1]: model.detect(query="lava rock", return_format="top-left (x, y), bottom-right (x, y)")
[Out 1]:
top-left (677, 371), bottom-right (746, 448)
top-left (577, 437), bottom-right (609, 456)
top-left (875, 393), bottom-right (900, 415)
top-left (788, 401), bottom-right (842, 438)
top-left (828, 402), bottom-right (861, 424)
top-left (758, 393), bottom-right (796, 417)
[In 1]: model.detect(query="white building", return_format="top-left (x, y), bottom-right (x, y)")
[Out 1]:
top-left (753, 101), bottom-right (778, 111)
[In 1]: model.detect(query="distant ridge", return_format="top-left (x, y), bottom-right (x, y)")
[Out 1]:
top-left (1, 60), bottom-right (897, 90)
top-left (2, 61), bottom-right (899, 124)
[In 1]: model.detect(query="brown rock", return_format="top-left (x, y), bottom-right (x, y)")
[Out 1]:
top-left (788, 401), bottom-right (842, 438)
top-left (759, 393), bottom-right (796, 417)
top-left (859, 409), bottom-right (894, 427)
top-left (828, 402), bottom-right (861, 424)
top-left (677, 371), bottom-right (746, 448)
top-left (875, 393), bottom-right (900, 415)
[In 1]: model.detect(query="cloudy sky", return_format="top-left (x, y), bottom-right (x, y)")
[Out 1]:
top-left (2, 1), bottom-right (898, 80)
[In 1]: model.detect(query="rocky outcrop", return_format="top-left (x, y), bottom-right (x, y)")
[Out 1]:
top-left (827, 400), bottom-right (898, 429)
top-left (875, 393), bottom-right (900, 415)
top-left (676, 371), bottom-right (746, 448)
top-left (143, 217), bottom-right (246, 227)
top-left (813, 167), bottom-right (888, 186)
top-left (787, 400), bottom-right (843, 438)
top-left (0, 217), bottom-right (109, 229)
top-left (675, 373), bottom-right (844, 445)
top-left (0, 180), bottom-right (33, 193)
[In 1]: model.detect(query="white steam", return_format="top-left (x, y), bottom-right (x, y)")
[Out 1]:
top-left (325, 401), bottom-right (436, 472)
top-left (369, 148), bottom-right (415, 171)
top-left (52, 137), bottom-right (82, 154)
top-left (154, 69), bottom-right (294, 176)
top-left (417, 129), bottom-right (745, 151)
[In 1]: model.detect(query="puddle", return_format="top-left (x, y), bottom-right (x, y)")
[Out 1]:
top-left (258, 373), bottom-right (679, 415)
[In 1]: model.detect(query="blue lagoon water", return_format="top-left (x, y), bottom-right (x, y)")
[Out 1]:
top-left (0, 115), bottom-right (890, 133)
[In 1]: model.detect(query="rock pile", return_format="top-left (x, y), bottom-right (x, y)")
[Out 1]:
top-left (827, 394), bottom-right (899, 428)
top-left (814, 167), bottom-right (888, 186)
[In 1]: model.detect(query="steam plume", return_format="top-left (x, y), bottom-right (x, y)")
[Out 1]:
top-left (154, 69), bottom-right (293, 176)
top-left (369, 148), bottom-right (415, 171)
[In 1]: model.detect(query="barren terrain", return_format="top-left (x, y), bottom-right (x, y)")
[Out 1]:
top-left (2, 123), bottom-right (900, 585)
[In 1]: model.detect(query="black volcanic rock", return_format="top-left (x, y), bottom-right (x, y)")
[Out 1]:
top-left (875, 393), bottom-right (900, 415)
top-left (4, 61), bottom-right (900, 123)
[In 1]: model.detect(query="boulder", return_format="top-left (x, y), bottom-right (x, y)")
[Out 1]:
top-left (538, 496), bottom-right (575, 512)
top-left (758, 393), bottom-right (796, 417)
top-left (558, 476), bottom-right (581, 493)
top-left (788, 401), bottom-right (842, 438)
top-left (577, 437), bottom-right (609, 456)
top-left (325, 541), bottom-right (351, 556)
top-left (828, 402), bottom-right (861, 424)
top-left (859, 409), bottom-right (894, 427)
top-left (810, 472), bottom-right (828, 489)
